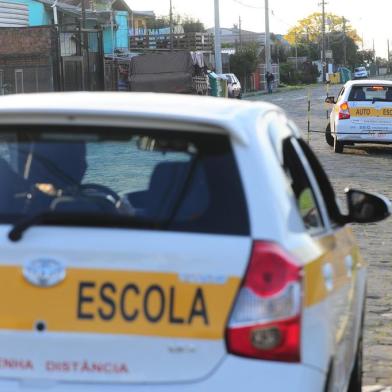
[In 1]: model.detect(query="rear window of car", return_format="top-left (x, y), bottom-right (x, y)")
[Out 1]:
top-left (355, 67), bottom-right (366, 72)
top-left (0, 126), bottom-right (249, 236)
top-left (348, 86), bottom-right (392, 102)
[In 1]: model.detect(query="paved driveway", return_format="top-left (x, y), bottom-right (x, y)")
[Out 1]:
top-left (247, 84), bottom-right (392, 387)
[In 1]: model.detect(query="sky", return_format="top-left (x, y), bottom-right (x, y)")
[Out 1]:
top-left (130, 0), bottom-right (392, 58)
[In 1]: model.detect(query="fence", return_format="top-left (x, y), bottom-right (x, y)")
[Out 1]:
top-left (59, 26), bottom-right (104, 91)
top-left (0, 25), bottom-right (104, 95)
top-left (0, 55), bottom-right (56, 95)
top-left (104, 59), bottom-right (130, 91)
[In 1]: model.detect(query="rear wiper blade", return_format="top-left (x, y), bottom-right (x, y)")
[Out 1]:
top-left (8, 212), bottom-right (161, 242)
top-left (372, 98), bottom-right (386, 103)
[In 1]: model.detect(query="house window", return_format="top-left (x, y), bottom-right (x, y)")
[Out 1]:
top-left (15, 69), bottom-right (24, 94)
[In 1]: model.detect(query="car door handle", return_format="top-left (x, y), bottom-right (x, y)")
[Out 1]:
top-left (345, 255), bottom-right (354, 278)
top-left (322, 262), bottom-right (334, 292)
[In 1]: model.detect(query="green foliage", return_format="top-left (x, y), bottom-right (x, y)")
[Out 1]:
top-left (229, 44), bottom-right (259, 77)
top-left (327, 31), bottom-right (359, 67)
top-left (280, 63), bottom-right (301, 85)
top-left (181, 17), bottom-right (205, 33)
top-left (271, 42), bottom-right (289, 63)
top-left (146, 14), bottom-right (205, 32)
top-left (291, 42), bottom-right (319, 61)
top-left (356, 50), bottom-right (375, 67)
top-left (285, 12), bottom-right (361, 45)
top-left (280, 62), bottom-right (319, 85)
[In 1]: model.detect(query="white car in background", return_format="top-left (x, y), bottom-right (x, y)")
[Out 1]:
top-left (326, 80), bottom-right (392, 153)
top-left (222, 73), bottom-right (242, 98)
top-left (353, 67), bottom-right (368, 80)
top-left (0, 92), bottom-right (389, 391)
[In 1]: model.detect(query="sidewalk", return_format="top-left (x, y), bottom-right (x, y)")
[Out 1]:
top-left (243, 84), bottom-right (317, 99)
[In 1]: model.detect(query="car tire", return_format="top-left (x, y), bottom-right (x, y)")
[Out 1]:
top-left (334, 137), bottom-right (344, 153)
top-left (325, 123), bottom-right (334, 146)
top-left (347, 331), bottom-right (363, 392)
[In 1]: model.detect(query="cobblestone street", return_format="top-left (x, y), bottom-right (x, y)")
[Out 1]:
top-left (248, 84), bottom-right (392, 387)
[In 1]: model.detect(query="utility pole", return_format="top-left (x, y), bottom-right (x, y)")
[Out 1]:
top-left (387, 39), bottom-right (390, 73)
top-left (81, 0), bottom-right (90, 90)
top-left (239, 16), bottom-right (242, 50)
top-left (81, 0), bottom-right (86, 29)
top-left (169, 0), bottom-right (174, 51)
top-left (214, 0), bottom-right (223, 74)
top-left (264, 0), bottom-right (271, 73)
top-left (373, 38), bottom-right (377, 75)
top-left (342, 16), bottom-right (347, 66)
top-left (295, 31), bottom-right (298, 70)
top-left (320, 0), bottom-right (327, 82)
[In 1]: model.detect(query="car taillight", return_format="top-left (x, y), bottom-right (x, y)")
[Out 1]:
top-left (226, 241), bottom-right (302, 362)
top-left (339, 102), bottom-right (350, 120)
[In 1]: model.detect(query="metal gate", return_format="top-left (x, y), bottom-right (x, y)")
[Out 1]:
top-left (59, 25), bottom-right (104, 91)
top-left (62, 56), bottom-right (84, 91)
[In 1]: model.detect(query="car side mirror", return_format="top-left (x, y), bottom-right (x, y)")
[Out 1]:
top-left (325, 96), bottom-right (336, 104)
top-left (346, 189), bottom-right (391, 223)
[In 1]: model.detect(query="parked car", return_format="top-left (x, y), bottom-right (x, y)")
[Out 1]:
top-left (353, 66), bottom-right (368, 80)
top-left (222, 73), bottom-right (242, 98)
top-left (0, 92), bottom-right (389, 391)
top-left (325, 80), bottom-right (392, 153)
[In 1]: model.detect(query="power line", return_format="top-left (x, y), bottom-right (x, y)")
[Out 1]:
top-left (270, 10), bottom-right (292, 28)
top-left (231, 0), bottom-right (263, 10)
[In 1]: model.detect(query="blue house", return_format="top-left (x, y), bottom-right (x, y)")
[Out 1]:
top-left (0, 0), bottom-right (132, 55)
top-left (0, 0), bottom-right (52, 27)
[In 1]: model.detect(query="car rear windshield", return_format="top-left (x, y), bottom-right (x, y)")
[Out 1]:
top-left (348, 86), bottom-right (392, 102)
top-left (0, 126), bottom-right (249, 235)
top-left (355, 67), bottom-right (366, 72)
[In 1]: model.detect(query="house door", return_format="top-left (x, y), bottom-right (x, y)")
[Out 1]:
top-left (62, 56), bottom-right (84, 91)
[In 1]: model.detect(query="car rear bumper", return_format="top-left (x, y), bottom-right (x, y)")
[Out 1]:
top-left (336, 123), bottom-right (392, 143)
top-left (0, 357), bottom-right (325, 391)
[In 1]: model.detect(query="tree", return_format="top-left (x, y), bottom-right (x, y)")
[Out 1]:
top-left (285, 12), bottom-right (361, 46)
top-left (280, 61), bottom-right (319, 85)
top-left (290, 42), bottom-right (319, 61)
top-left (146, 14), bottom-right (205, 32)
top-left (229, 44), bottom-right (259, 76)
top-left (328, 31), bottom-right (359, 67)
top-left (356, 50), bottom-right (375, 67)
top-left (285, 12), bottom-right (363, 67)
top-left (181, 17), bottom-right (205, 33)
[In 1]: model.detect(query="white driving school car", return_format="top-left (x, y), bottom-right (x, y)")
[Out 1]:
top-left (325, 80), bottom-right (392, 153)
top-left (0, 93), bottom-right (389, 392)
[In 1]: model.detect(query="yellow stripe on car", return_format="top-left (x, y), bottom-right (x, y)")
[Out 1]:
top-left (350, 107), bottom-right (392, 117)
top-left (0, 267), bottom-right (240, 340)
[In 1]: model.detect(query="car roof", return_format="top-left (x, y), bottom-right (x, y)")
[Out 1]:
top-left (345, 79), bottom-right (392, 87)
top-left (0, 92), bottom-right (282, 145)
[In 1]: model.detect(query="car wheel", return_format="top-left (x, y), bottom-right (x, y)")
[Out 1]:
top-left (325, 123), bottom-right (334, 146)
top-left (347, 331), bottom-right (363, 392)
top-left (334, 137), bottom-right (344, 153)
